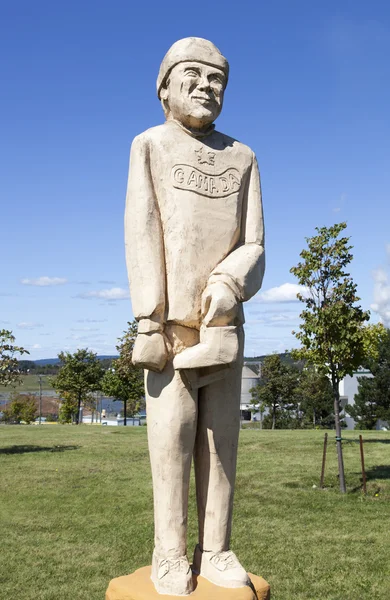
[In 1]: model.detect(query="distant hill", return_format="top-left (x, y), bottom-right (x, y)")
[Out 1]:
top-left (244, 352), bottom-right (294, 364)
top-left (32, 355), bottom-right (118, 366)
top-left (244, 352), bottom-right (305, 375)
top-left (17, 356), bottom-right (119, 375)
top-left (24, 353), bottom-right (299, 371)
top-left (33, 358), bottom-right (60, 366)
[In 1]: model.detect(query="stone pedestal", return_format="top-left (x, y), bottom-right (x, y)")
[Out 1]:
top-left (106, 566), bottom-right (270, 600)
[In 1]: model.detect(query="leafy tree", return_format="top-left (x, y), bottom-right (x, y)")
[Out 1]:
top-left (101, 320), bottom-right (144, 425)
top-left (361, 322), bottom-right (388, 363)
top-left (347, 328), bottom-right (390, 429)
top-left (371, 329), bottom-right (390, 425)
top-left (51, 349), bottom-right (104, 424)
top-left (2, 393), bottom-right (37, 424)
top-left (250, 354), bottom-right (298, 429)
top-left (290, 222), bottom-right (369, 492)
top-left (0, 330), bottom-right (29, 387)
top-left (346, 377), bottom-right (378, 430)
top-left (58, 392), bottom-right (78, 424)
top-left (294, 367), bottom-right (334, 428)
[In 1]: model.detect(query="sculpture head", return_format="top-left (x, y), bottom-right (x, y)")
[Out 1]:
top-left (157, 37), bottom-right (229, 130)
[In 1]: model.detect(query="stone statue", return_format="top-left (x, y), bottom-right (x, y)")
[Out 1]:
top-left (125, 37), bottom-right (265, 596)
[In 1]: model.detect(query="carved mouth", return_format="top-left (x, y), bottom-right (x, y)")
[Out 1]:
top-left (191, 96), bottom-right (213, 103)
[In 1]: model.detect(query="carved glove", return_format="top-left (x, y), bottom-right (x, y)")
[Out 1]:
top-left (201, 280), bottom-right (239, 327)
top-left (132, 331), bottom-right (168, 372)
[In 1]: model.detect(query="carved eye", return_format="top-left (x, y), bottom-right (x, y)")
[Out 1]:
top-left (185, 69), bottom-right (199, 78)
top-left (210, 75), bottom-right (223, 85)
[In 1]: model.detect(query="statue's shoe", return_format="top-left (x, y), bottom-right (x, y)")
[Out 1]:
top-left (151, 550), bottom-right (193, 596)
top-left (173, 326), bottom-right (238, 370)
top-left (192, 544), bottom-right (250, 589)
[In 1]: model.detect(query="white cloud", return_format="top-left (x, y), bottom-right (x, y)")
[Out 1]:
top-left (270, 314), bottom-right (292, 322)
top-left (371, 263), bottom-right (390, 327)
top-left (21, 276), bottom-right (67, 286)
top-left (76, 318), bottom-right (108, 323)
top-left (71, 327), bottom-right (100, 332)
top-left (257, 283), bottom-right (307, 303)
top-left (31, 344), bottom-right (41, 350)
top-left (77, 287), bottom-right (129, 301)
top-left (244, 333), bottom-right (299, 357)
top-left (17, 322), bottom-right (44, 330)
top-left (66, 333), bottom-right (105, 341)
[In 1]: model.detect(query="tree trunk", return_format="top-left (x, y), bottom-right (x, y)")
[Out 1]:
top-left (76, 392), bottom-right (81, 425)
top-left (124, 399), bottom-right (127, 426)
top-left (332, 373), bottom-right (346, 493)
top-left (272, 405), bottom-right (276, 430)
top-left (313, 408), bottom-right (316, 428)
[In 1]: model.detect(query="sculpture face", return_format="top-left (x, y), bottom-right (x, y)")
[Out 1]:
top-left (161, 61), bottom-right (226, 129)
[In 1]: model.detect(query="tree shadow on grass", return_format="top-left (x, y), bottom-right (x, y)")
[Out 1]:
top-left (365, 465), bottom-right (390, 480)
top-left (361, 438), bottom-right (390, 444)
top-left (0, 445), bottom-right (80, 455)
top-left (350, 464), bottom-right (390, 493)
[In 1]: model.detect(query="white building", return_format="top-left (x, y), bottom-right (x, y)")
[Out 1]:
top-left (241, 363), bottom-right (389, 430)
top-left (240, 364), bottom-right (260, 421)
top-left (339, 369), bottom-right (388, 430)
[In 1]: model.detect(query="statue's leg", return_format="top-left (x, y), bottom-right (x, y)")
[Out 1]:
top-left (145, 360), bottom-right (198, 558)
top-left (191, 328), bottom-right (249, 588)
top-left (194, 327), bottom-right (244, 552)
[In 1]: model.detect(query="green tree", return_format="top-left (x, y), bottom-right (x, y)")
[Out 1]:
top-left (362, 322), bottom-right (388, 363)
top-left (347, 328), bottom-right (390, 429)
top-left (58, 392), bottom-right (78, 424)
top-left (346, 377), bottom-right (378, 430)
top-left (101, 320), bottom-right (144, 425)
top-left (290, 222), bottom-right (369, 492)
top-left (51, 349), bottom-right (104, 424)
top-left (0, 330), bottom-right (29, 387)
top-left (294, 367), bottom-right (334, 428)
top-left (2, 393), bottom-right (37, 424)
top-left (250, 354), bottom-right (298, 429)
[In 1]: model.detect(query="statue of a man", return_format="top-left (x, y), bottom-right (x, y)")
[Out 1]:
top-left (125, 37), bottom-right (265, 596)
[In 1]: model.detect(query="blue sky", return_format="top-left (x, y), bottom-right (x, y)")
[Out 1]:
top-left (1, 1), bottom-right (390, 360)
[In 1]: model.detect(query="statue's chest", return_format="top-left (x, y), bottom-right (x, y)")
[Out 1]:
top-left (154, 142), bottom-right (245, 200)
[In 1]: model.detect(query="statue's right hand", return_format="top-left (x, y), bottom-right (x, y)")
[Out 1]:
top-left (132, 332), bottom-right (168, 372)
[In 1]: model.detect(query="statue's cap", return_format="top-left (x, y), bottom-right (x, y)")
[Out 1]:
top-left (157, 37), bottom-right (229, 99)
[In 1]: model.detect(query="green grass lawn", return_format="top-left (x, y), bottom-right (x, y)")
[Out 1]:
top-left (1, 426), bottom-right (389, 600)
top-left (0, 374), bottom-right (54, 393)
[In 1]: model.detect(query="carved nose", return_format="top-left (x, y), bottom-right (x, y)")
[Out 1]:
top-left (197, 77), bottom-right (210, 91)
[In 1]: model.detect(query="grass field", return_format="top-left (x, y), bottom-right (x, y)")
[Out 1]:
top-left (0, 374), bottom-right (54, 394)
top-left (1, 426), bottom-right (389, 600)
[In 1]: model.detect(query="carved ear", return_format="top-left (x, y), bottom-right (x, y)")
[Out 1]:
top-left (160, 80), bottom-right (170, 117)
top-left (160, 86), bottom-right (169, 100)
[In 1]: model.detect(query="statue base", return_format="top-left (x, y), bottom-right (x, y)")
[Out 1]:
top-left (106, 566), bottom-right (270, 600)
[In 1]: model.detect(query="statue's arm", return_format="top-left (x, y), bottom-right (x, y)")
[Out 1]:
top-left (207, 152), bottom-right (265, 302)
top-left (125, 135), bottom-right (168, 371)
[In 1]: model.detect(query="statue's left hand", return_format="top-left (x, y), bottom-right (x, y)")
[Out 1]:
top-left (132, 332), bottom-right (168, 372)
top-left (201, 281), bottom-right (239, 327)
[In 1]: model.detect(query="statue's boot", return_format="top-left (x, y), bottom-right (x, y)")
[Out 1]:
top-left (173, 326), bottom-right (238, 370)
top-left (192, 544), bottom-right (250, 589)
top-left (151, 550), bottom-right (193, 596)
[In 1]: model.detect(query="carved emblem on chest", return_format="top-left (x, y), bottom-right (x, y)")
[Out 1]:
top-left (171, 165), bottom-right (241, 198)
top-left (195, 147), bottom-right (215, 166)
